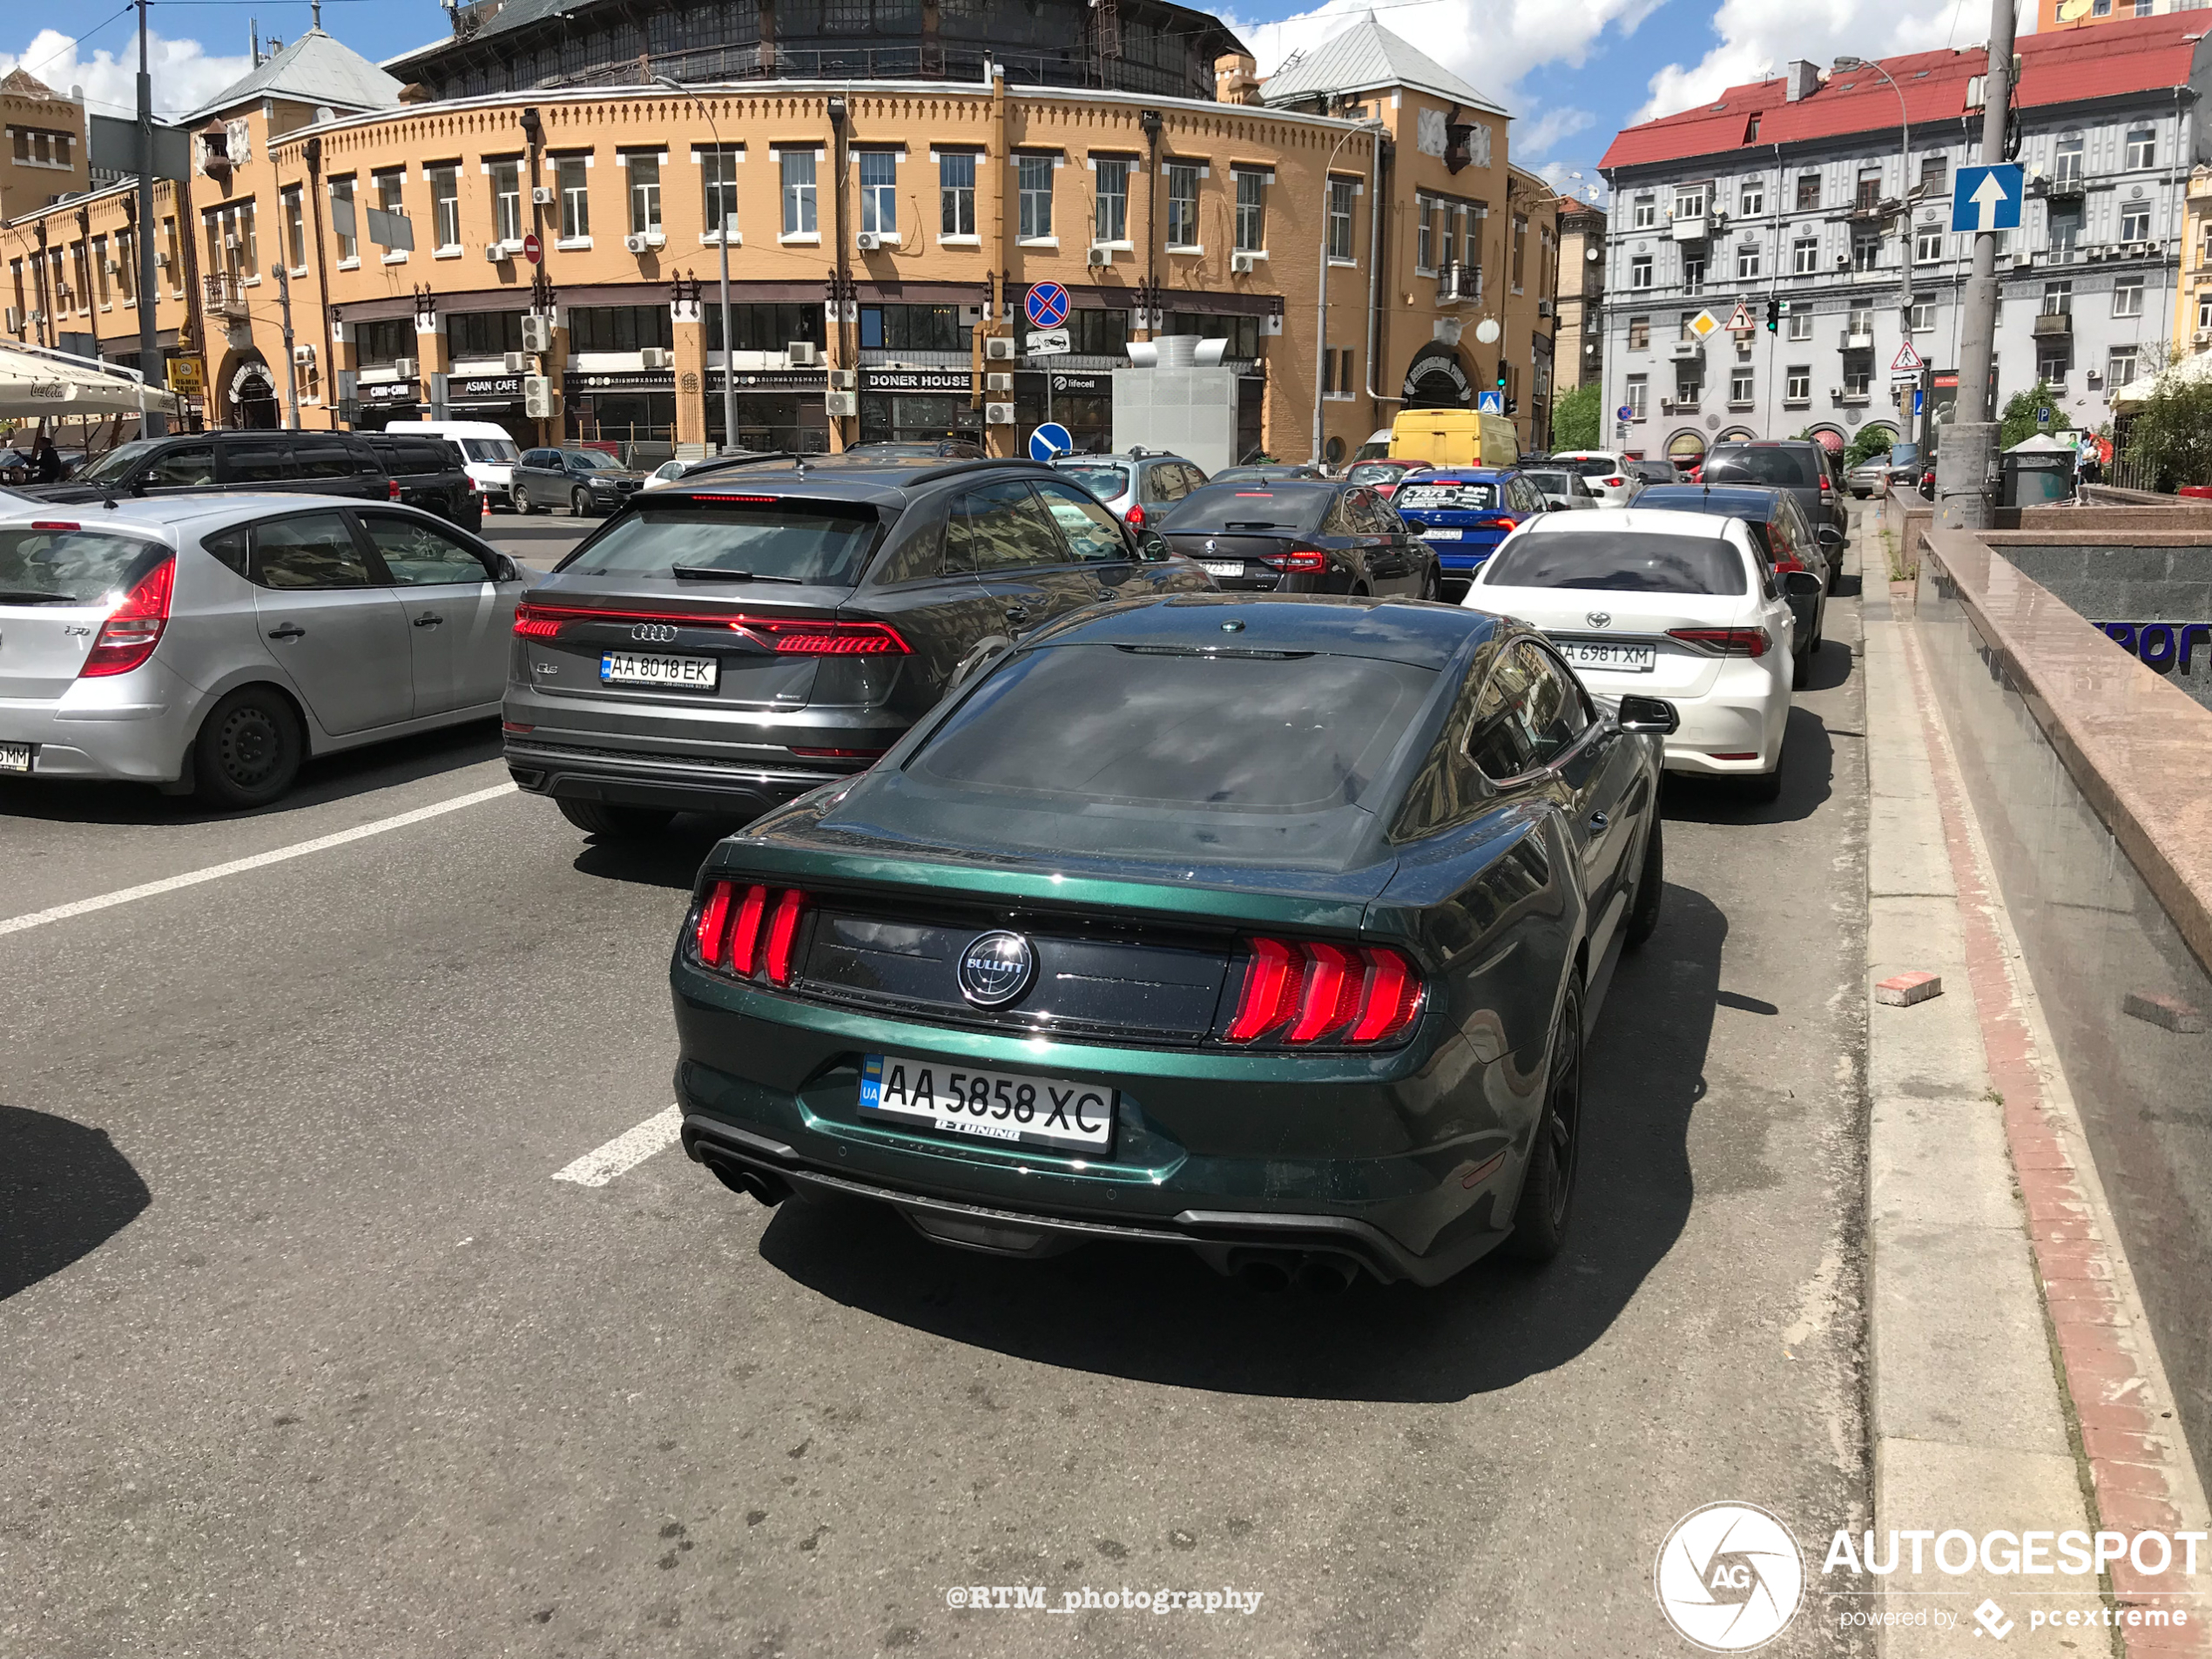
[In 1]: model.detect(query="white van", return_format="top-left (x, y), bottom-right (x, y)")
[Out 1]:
top-left (389, 419), bottom-right (522, 508)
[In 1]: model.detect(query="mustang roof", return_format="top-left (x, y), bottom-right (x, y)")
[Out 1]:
top-left (1025, 592), bottom-right (1503, 671)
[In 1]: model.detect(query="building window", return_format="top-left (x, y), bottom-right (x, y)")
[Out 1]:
top-left (1632, 194), bottom-right (1656, 229)
top-left (1673, 185), bottom-right (1706, 219)
top-left (1326, 176), bottom-right (1354, 260)
top-left (331, 177), bottom-right (357, 260)
top-left (567, 305), bottom-right (675, 352)
top-left (1908, 300), bottom-right (1935, 331)
top-left (10, 126), bottom-right (71, 167)
top-left (625, 153), bottom-right (661, 235)
top-left (205, 200), bottom-right (258, 280)
top-left (1234, 171), bottom-right (1265, 253)
top-left (1166, 162), bottom-right (1198, 247)
top-left (428, 166), bottom-right (460, 249)
top-left (1679, 310), bottom-right (1700, 341)
top-left (1629, 254), bottom-right (1652, 289)
top-left (1682, 254), bottom-right (1704, 293)
top-left (688, 145), bottom-right (734, 240)
top-left (2091, 0), bottom-right (2111, 12)
top-left (1511, 215), bottom-right (1527, 290)
top-left (1022, 155), bottom-right (1057, 241)
top-left (2120, 205), bottom-right (2151, 243)
top-left (1788, 308), bottom-right (1812, 341)
top-left (2054, 138), bottom-right (2084, 185)
top-left (556, 156), bottom-right (589, 240)
top-left (2125, 127), bottom-right (2156, 171)
top-left (355, 318), bottom-right (412, 366)
top-left (1856, 169), bottom-right (1882, 211)
top-left (282, 185), bottom-right (307, 267)
top-left (781, 150), bottom-right (818, 236)
top-left (2197, 291), bottom-right (2212, 333)
top-left (1415, 195), bottom-right (1437, 272)
top-left (1919, 154), bottom-right (1948, 198)
top-left (941, 150), bottom-right (977, 237)
top-left (1844, 367), bottom-right (1871, 398)
top-left (490, 161), bottom-right (521, 244)
top-left (1785, 365), bottom-right (1811, 402)
top-left (1736, 241), bottom-right (1761, 280)
top-left (1625, 374), bottom-right (1647, 417)
top-left (370, 170), bottom-right (408, 262)
top-left (1793, 237), bottom-right (1819, 274)
top-left (2043, 280), bottom-right (2073, 315)
top-left (1851, 228), bottom-right (1880, 271)
top-left (2049, 205), bottom-right (2082, 253)
top-left (859, 152), bottom-right (897, 236)
top-left (1628, 314), bottom-right (1649, 349)
top-left (1796, 172), bottom-right (1820, 212)
top-left (2113, 276), bottom-right (2144, 317)
top-left (2038, 341), bottom-right (2072, 381)
top-left (1730, 368), bottom-right (1755, 405)
top-left (1674, 368), bottom-right (1702, 405)
top-left (1914, 228), bottom-right (1943, 263)
top-left (1093, 157), bottom-right (1127, 244)
top-left (2107, 346), bottom-right (2139, 388)
top-left (1740, 179), bottom-right (1764, 216)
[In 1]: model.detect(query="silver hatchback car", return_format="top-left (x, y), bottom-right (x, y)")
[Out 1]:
top-left (0, 496), bottom-right (525, 807)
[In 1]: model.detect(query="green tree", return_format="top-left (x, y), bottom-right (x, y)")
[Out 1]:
top-left (2121, 378), bottom-right (2212, 490)
top-left (1551, 381), bottom-right (1601, 452)
top-left (1998, 381), bottom-right (2065, 450)
top-left (1845, 424), bottom-right (1897, 469)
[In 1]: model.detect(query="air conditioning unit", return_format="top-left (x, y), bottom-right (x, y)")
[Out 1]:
top-left (103, 258), bottom-right (120, 274)
top-left (986, 372), bottom-right (1013, 393)
top-left (3, 307), bottom-right (17, 331)
top-left (532, 185), bottom-right (554, 206)
top-left (504, 351), bottom-right (529, 373)
top-left (644, 229), bottom-right (665, 249)
top-left (523, 374), bottom-right (556, 418)
top-left (984, 335), bottom-right (1016, 361)
top-left (1537, 298), bottom-right (1554, 318)
top-left (624, 233), bottom-right (650, 254)
top-left (984, 401), bottom-right (1015, 425)
top-left (827, 368), bottom-right (857, 390)
top-left (391, 356), bottom-right (417, 378)
top-left (854, 231), bottom-right (881, 251)
top-left (2196, 327), bottom-right (2212, 347)
top-left (787, 341), bottom-right (819, 365)
top-left (824, 390), bottom-right (858, 417)
top-left (520, 314), bottom-right (555, 352)
top-left (156, 251), bottom-right (173, 268)
top-left (640, 347), bottom-right (672, 368)
top-left (1230, 252), bottom-right (1256, 273)
top-left (292, 344), bottom-right (315, 366)
top-left (1088, 244), bottom-right (1113, 267)
top-left (486, 243), bottom-right (510, 262)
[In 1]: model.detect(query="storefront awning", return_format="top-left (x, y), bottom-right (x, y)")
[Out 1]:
top-left (0, 343), bottom-right (183, 421)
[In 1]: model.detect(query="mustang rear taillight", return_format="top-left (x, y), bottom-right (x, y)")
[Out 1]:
top-left (1265, 545), bottom-right (1329, 574)
top-left (695, 881), bottom-right (806, 985)
top-left (80, 556), bottom-right (174, 678)
top-left (1226, 938), bottom-right (1423, 1047)
top-left (1668, 626), bottom-right (1772, 658)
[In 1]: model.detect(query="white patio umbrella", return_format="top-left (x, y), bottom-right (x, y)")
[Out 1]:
top-left (0, 341), bottom-right (183, 421)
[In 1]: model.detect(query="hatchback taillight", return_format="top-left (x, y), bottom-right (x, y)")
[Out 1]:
top-left (388, 478), bottom-right (402, 500)
top-left (1478, 515), bottom-right (1520, 533)
top-left (80, 556), bottom-right (174, 678)
top-left (1265, 545), bottom-right (1329, 574)
top-left (1770, 552), bottom-right (1805, 574)
top-left (1225, 938), bottom-right (1423, 1047)
top-left (1668, 626), bottom-right (1772, 658)
top-left (694, 880), bottom-right (808, 986)
top-left (1603, 476), bottom-right (1626, 488)
top-left (1125, 501), bottom-right (1146, 529)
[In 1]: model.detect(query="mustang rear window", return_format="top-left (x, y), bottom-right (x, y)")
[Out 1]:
top-left (0, 527), bottom-right (166, 604)
top-left (1396, 482), bottom-right (1498, 511)
top-left (1484, 530), bottom-right (1747, 595)
top-left (560, 502), bottom-right (879, 586)
top-left (912, 644), bottom-right (1435, 813)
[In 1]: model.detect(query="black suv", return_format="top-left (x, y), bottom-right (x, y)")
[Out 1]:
top-left (1698, 440), bottom-right (1848, 539)
top-left (511, 447), bottom-right (650, 516)
top-left (502, 455), bottom-right (1217, 839)
top-left (29, 429), bottom-right (479, 529)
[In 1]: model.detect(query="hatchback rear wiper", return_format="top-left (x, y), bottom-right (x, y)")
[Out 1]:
top-left (669, 564), bottom-right (803, 583)
top-left (0, 588), bottom-right (71, 604)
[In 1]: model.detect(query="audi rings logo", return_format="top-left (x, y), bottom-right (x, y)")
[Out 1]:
top-left (1587, 610), bottom-right (1613, 629)
top-left (958, 931), bottom-right (1035, 1008)
top-left (1655, 1503), bottom-right (1804, 1652)
top-left (631, 622), bottom-right (678, 644)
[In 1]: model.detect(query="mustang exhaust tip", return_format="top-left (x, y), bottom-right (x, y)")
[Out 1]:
top-left (703, 1157), bottom-right (791, 1208)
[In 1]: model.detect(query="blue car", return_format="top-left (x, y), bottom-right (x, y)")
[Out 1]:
top-left (1390, 469), bottom-right (1556, 597)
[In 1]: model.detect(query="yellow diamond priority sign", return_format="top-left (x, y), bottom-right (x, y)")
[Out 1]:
top-left (1688, 309), bottom-right (1723, 340)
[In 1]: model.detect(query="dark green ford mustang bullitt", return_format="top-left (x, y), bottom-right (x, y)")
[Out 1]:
top-left (670, 593), bottom-right (1676, 1286)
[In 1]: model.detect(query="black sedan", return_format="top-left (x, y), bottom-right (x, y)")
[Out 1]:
top-left (1156, 479), bottom-right (1440, 598)
top-left (671, 593), bottom-right (1677, 1285)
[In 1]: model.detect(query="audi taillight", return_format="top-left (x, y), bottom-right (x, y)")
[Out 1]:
top-left (509, 602), bottom-right (911, 655)
top-left (1224, 939), bottom-right (1424, 1047)
top-left (80, 556), bottom-right (174, 678)
top-left (693, 881), bottom-right (806, 985)
top-left (1668, 626), bottom-right (1771, 658)
top-left (1266, 545), bottom-right (1329, 574)
top-left (513, 600), bottom-right (562, 639)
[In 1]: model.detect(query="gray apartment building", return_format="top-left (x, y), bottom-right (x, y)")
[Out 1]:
top-left (1595, 13), bottom-right (2212, 469)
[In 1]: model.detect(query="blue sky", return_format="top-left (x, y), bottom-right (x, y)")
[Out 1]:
top-left (3, 0), bottom-right (2009, 189)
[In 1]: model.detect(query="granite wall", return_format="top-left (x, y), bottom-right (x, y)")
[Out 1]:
top-left (1986, 540), bottom-right (2212, 709)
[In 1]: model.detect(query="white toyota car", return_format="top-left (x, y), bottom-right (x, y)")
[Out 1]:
top-left (1463, 509), bottom-right (1815, 799)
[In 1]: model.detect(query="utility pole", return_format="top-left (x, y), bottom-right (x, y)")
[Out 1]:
top-left (135, 0), bottom-right (166, 437)
top-left (1936, 0), bottom-right (2015, 529)
top-left (273, 263), bottom-right (300, 429)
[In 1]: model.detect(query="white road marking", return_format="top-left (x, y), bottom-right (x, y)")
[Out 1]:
top-left (553, 1105), bottom-right (685, 1187)
top-left (0, 781), bottom-right (517, 939)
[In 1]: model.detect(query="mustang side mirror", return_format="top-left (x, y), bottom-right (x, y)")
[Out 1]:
top-left (1783, 570), bottom-right (1824, 598)
top-left (1616, 694), bottom-right (1679, 734)
top-left (1817, 525), bottom-right (1846, 550)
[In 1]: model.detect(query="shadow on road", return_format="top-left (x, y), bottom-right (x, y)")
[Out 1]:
top-left (751, 886), bottom-right (1726, 1404)
top-left (0, 1106), bottom-right (151, 1301)
top-left (1804, 637), bottom-right (1857, 693)
top-left (570, 817), bottom-right (754, 889)
top-left (1663, 706), bottom-right (1834, 828)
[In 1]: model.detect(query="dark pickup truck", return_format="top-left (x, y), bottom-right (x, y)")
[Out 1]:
top-left (26, 429), bottom-right (482, 530)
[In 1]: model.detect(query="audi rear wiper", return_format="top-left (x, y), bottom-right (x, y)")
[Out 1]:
top-left (0, 588), bottom-right (71, 604)
top-left (670, 564), bottom-right (803, 582)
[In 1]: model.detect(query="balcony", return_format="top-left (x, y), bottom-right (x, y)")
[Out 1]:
top-left (1834, 384), bottom-right (1871, 405)
top-left (2041, 171), bottom-right (2086, 202)
top-left (1437, 263), bottom-right (1481, 307)
top-left (202, 273), bottom-right (249, 323)
top-left (1670, 215), bottom-right (1708, 243)
top-left (1661, 396), bottom-right (1702, 415)
top-left (2033, 311), bottom-right (2074, 337)
top-left (1668, 339), bottom-right (1704, 361)
top-left (1842, 332), bottom-right (1875, 351)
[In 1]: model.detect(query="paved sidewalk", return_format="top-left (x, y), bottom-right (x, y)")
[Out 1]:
top-left (1862, 552), bottom-right (2211, 1658)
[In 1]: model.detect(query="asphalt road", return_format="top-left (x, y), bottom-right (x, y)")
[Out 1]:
top-left (479, 511), bottom-right (603, 572)
top-left (0, 518), bottom-right (1873, 1659)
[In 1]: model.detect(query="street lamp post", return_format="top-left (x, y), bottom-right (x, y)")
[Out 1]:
top-left (1313, 118), bottom-right (1383, 469)
top-left (1833, 56), bottom-right (1918, 444)
top-left (655, 74), bottom-right (738, 454)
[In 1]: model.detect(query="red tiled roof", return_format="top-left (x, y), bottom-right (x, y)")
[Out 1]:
top-left (1599, 12), bottom-right (2208, 173)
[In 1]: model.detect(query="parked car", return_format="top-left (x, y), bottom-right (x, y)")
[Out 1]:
top-left (0, 496), bottom-right (524, 807)
top-left (670, 592), bottom-right (1676, 1283)
top-left (359, 431), bottom-right (483, 532)
top-left (645, 449), bottom-right (787, 490)
top-left (1698, 439), bottom-right (1848, 537)
top-left (1629, 484), bottom-right (1841, 685)
top-left (1545, 451), bottom-right (1643, 508)
top-left (1390, 469), bottom-right (1556, 599)
top-left (1209, 463), bottom-right (1332, 484)
top-left (1342, 456), bottom-right (1430, 499)
top-left (1154, 478), bottom-right (1439, 598)
top-left (1464, 509), bottom-right (1816, 800)
top-left (24, 430), bottom-right (480, 529)
top-left (503, 455), bottom-right (1216, 840)
top-left (1519, 469), bottom-right (1603, 512)
top-left (1846, 457), bottom-right (1892, 498)
top-left (389, 419), bottom-right (522, 508)
top-left (1625, 460), bottom-right (1680, 489)
top-left (1049, 450), bottom-right (1207, 529)
top-left (510, 447), bottom-right (651, 516)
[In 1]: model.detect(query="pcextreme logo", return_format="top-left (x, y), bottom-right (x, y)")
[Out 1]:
top-left (1655, 1502), bottom-right (1807, 1652)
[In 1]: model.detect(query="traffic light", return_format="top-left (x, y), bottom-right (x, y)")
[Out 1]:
top-left (1495, 367), bottom-right (1508, 390)
top-left (1765, 297), bottom-right (1781, 333)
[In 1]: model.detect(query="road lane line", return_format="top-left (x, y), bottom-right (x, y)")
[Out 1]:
top-left (553, 1105), bottom-right (685, 1187)
top-left (0, 781), bottom-right (517, 938)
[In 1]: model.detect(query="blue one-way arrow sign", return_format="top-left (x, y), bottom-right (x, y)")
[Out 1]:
top-left (1952, 164), bottom-right (2023, 233)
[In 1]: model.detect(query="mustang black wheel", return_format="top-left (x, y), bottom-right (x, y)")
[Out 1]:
top-left (556, 798), bottom-right (675, 840)
top-left (192, 686), bottom-right (301, 810)
top-left (1507, 974), bottom-right (1584, 1262)
top-left (1624, 816), bottom-right (1663, 949)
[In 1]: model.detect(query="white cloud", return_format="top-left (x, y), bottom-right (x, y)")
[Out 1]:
top-left (1520, 105), bottom-right (1595, 156)
top-left (0, 26), bottom-right (253, 121)
top-left (1635, 0), bottom-right (1997, 124)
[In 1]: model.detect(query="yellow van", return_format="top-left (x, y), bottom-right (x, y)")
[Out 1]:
top-left (1387, 408), bottom-right (1520, 470)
